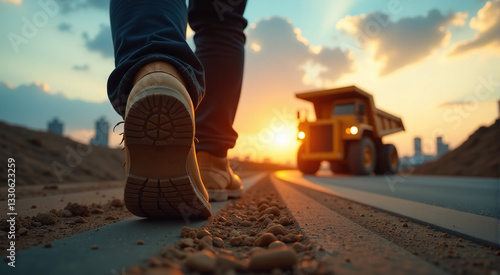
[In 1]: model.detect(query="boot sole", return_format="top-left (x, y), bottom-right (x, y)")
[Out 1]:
top-left (123, 87), bottom-right (211, 219)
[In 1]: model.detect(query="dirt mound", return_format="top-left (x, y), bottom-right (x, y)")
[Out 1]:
top-left (0, 121), bottom-right (125, 185)
top-left (414, 119), bottom-right (500, 178)
top-left (0, 121), bottom-right (291, 185)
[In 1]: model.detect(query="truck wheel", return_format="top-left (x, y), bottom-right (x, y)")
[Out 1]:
top-left (375, 144), bottom-right (398, 174)
top-left (329, 161), bottom-right (350, 174)
top-left (348, 137), bottom-right (376, 175)
top-left (297, 144), bottom-right (320, 175)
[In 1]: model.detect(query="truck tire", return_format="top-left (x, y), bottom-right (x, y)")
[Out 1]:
top-left (329, 161), bottom-right (350, 174)
top-left (348, 137), bottom-right (376, 175)
top-left (297, 144), bottom-right (320, 175)
top-left (375, 144), bottom-right (398, 174)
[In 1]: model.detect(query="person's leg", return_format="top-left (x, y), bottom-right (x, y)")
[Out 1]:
top-left (107, 0), bottom-right (211, 218)
top-left (108, 0), bottom-right (204, 117)
top-left (188, 0), bottom-right (248, 157)
top-left (188, 0), bottom-right (248, 201)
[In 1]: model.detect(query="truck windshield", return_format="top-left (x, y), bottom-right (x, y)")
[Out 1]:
top-left (333, 103), bottom-right (355, 115)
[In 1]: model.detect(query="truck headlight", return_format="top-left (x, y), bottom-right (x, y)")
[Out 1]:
top-left (298, 131), bottom-right (306, 140)
top-left (345, 126), bottom-right (358, 135)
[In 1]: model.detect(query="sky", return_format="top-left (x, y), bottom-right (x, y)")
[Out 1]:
top-left (0, 0), bottom-right (499, 164)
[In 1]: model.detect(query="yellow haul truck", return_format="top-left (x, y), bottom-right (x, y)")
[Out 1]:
top-left (296, 85), bottom-right (405, 175)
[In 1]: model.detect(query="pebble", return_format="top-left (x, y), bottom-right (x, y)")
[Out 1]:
top-left (254, 233), bottom-right (278, 247)
top-left (36, 213), bottom-right (57, 225)
top-left (217, 254), bottom-right (248, 272)
top-left (213, 237), bottom-right (225, 248)
top-left (229, 236), bottom-right (243, 247)
top-left (241, 220), bottom-right (252, 227)
top-left (65, 202), bottom-right (90, 217)
top-left (271, 202), bottom-right (282, 208)
top-left (269, 241), bottom-right (286, 249)
top-left (74, 216), bottom-right (87, 223)
top-left (231, 215), bottom-right (242, 224)
top-left (198, 236), bottom-right (213, 250)
top-left (249, 246), bottom-right (297, 271)
top-left (185, 250), bottom-right (217, 273)
top-left (110, 199), bottom-right (124, 207)
top-left (279, 217), bottom-right (291, 226)
top-left (58, 209), bottom-right (73, 217)
top-left (17, 228), bottom-right (28, 236)
top-left (197, 228), bottom-right (211, 239)
top-left (267, 224), bottom-right (288, 236)
top-left (180, 226), bottom-right (196, 238)
top-left (258, 204), bottom-right (270, 212)
top-left (91, 208), bottom-right (104, 214)
top-left (179, 238), bottom-right (194, 248)
top-left (282, 234), bottom-right (299, 243)
top-left (262, 206), bottom-right (281, 217)
top-left (31, 221), bottom-right (42, 227)
top-left (229, 230), bottom-right (240, 237)
top-left (263, 218), bottom-right (274, 226)
top-left (242, 236), bottom-right (255, 246)
top-left (258, 199), bottom-right (269, 207)
top-left (258, 214), bottom-right (274, 222)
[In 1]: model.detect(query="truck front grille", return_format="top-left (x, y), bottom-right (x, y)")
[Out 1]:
top-left (309, 125), bottom-right (333, 153)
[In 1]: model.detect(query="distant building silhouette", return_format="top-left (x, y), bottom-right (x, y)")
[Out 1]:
top-left (48, 118), bottom-right (63, 135)
top-left (409, 136), bottom-right (450, 166)
top-left (414, 137), bottom-right (422, 156)
top-left (436, 136), bottom-right (449, 157)
top-left (91, 117), bottom-right (109, 147)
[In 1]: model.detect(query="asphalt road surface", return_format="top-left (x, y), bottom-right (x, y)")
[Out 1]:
top-left (298, 170), bottom-right (499, 218)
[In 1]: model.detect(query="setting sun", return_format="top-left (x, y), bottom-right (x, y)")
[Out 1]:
top-left (274, 132), bottom-right (288, 145)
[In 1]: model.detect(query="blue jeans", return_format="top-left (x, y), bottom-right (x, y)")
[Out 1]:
top-left (107, 0), bottom-right (247, 157)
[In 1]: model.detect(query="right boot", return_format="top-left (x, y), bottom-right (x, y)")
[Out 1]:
top-left (197, 151), bottom-right (243, 201)
top-left (123, 61), bottom-right (211, 219)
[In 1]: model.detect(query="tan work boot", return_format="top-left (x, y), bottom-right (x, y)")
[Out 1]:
top-left (197, 151), bottom-right (243, 201)
top-left (123, 61), bottom-right (211, 219)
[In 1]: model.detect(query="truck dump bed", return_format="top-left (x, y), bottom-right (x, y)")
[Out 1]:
top-left (296, 85), bottom-right (404, 138)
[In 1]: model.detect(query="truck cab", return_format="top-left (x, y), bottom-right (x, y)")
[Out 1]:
top-left (296, 86), bottom-right (404, 175)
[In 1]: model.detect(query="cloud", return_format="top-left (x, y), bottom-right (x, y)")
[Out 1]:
top-left (73, 64), bottom-right (89, 71)
top-left (0, 81), bottom-right (121, 132)
top-left (60, 0), bottom-right (109, 14)
top-left (448, 0), bottom-right (500, 56)
top-left (57, 22), bottom-right (72, 33)
top-left (337, 9), bottom-right (467, 76)
top-left (246, 17), bottom-right (354, 88)
top-left (82, 25), bottom-right (113, 58)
